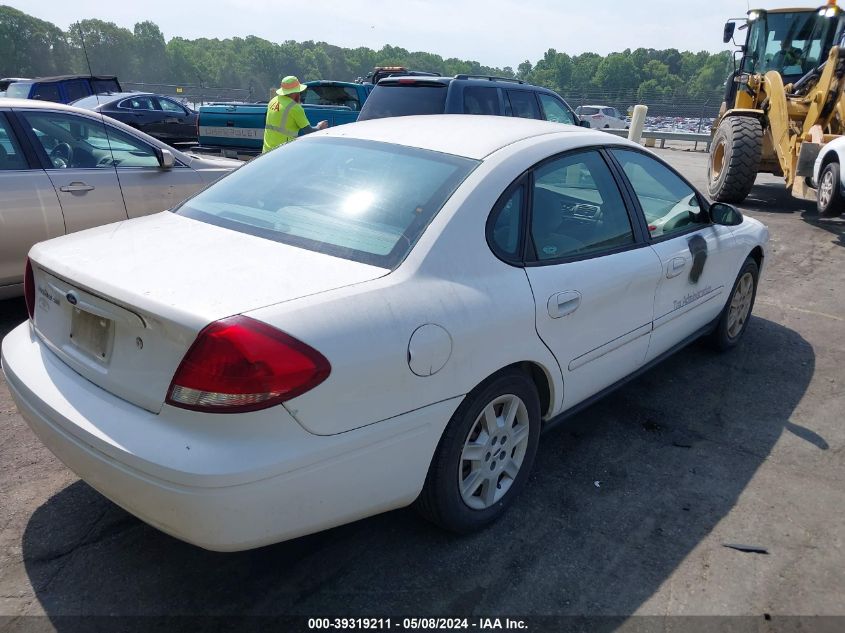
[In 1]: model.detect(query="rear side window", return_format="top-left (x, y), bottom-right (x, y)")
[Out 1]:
top-left (175, 137), bottom-right (478, 268)
top-left (531, 150), bottom-right (634, 260)
top-left (507, 91), bottom-right (541, 119)
top-left (65, 80), bottom-right (91, 103)
top-left (31, 83), bottom-right (61, 102)
top-left (120, 96), bottom-right (157, 110)
top-left (463, 87), bottom-right (501, 115)
top-left (489, 185), bottom-right (524, 260)
top-left (0, 114), bottom-right (28, 170)
top-left (359, 83), bottom-right (448, 120)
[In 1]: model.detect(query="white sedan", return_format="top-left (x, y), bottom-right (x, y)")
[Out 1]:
top-left (813, 136), bottom-right (845, 217)
top-left (1, 115), bottom-right (769, 551)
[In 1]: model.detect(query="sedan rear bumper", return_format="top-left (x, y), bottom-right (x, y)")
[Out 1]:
top-left (2, 322), bottom-right (459, 551)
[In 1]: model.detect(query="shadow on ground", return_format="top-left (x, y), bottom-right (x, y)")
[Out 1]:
top-left (740, 183), bottom-right (815, 215)
top-left (20, 316), bottom-right (814, 625)
top-left (801, 213), bottom-right (845, 248)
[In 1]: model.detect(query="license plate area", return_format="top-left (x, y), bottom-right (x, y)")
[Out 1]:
top-left (70, 307), bottom-right (114, 362)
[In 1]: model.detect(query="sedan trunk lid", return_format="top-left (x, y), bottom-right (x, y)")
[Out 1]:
top-left (29, 212), bottom-right (387, 412)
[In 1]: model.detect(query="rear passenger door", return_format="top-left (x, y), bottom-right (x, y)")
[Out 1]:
top-left (506, 90), bottom-right (542, 119)
top-left (0, 112), bottom-right (65, 291)
top-left (515, 149), bottom-right (662, 410)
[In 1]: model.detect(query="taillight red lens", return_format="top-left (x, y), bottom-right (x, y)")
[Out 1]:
top-left (166, 316), bottom-right (330, 413)
top-left (592, 114), bottom-right (602, 119)
top-left (24, 258), bottom-right (35, 320)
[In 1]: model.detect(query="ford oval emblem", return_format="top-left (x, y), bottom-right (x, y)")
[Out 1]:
top-left (66, 292), bottom-right (78, 306)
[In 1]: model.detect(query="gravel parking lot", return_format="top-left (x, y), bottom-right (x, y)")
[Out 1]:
top-left (0, 148), bottom-right (843, 630)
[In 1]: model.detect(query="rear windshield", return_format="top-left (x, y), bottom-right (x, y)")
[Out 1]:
top-left (578, 107), bottom-right (600, 115)
top-left (175, 137), bottom-right (478, 268)
top-left (358, 83), bottom-right (448, 121)
top-left (303, 85), bottom-right (361, 111)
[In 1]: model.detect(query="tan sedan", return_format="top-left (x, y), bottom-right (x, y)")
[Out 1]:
top-left (0, 99), bottom-right (240, 298)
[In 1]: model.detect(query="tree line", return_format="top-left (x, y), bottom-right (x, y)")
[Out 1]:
top-left (0, 4), bottom-right (731, 103)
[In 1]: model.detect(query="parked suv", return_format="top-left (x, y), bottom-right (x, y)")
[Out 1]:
top-left (4, 75), bottom-right (122, 104)
top-left (576, 105), bottom-right (628, 129)
top-left (358, 74), bottom-right (583, 126)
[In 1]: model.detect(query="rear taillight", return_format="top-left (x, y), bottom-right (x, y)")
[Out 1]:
top-left (592, 114), bottom-right (602, 119)
top-left (24, 258), bottom-right (35, 320)
top-left (166, 316), bottom-right (330, 413)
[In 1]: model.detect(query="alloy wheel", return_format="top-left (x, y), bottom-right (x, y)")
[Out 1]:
top-left (727, 272), bottom-right (755, 339)
top-left (458, 394), bottom-right (530, 510)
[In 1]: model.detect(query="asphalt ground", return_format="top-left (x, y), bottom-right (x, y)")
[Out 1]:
top-left (0, 148), bottom-right (843, 631)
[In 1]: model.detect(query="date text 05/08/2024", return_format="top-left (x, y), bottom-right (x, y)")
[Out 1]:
top-left (307, 618), bottom-right (528, 630)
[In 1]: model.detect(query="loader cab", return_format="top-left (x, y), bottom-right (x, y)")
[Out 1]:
top-left (723, 6), bottom-right (845, 107)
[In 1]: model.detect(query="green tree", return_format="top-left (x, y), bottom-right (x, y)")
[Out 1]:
top-left (67, 19), bottom-right (136, 77)
top-left (133, 21), bottom-right (167, 83)
top-left (0, 5), bottom-right (735, 106)
top-left (0, 5), bottom-right (69, 77)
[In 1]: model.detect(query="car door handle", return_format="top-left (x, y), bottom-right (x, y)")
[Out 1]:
top-left (666, 257), bottom-right (687, 279)
top-left (548, 291), bottom-right (582, 319)
top-left (59, 182), bottom-right (95, 193)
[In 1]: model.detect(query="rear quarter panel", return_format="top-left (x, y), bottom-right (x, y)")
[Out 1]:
top-left (245, 146), bottom-right (564, 436)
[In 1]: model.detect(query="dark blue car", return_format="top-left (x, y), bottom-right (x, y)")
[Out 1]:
top-left (358, 74), bottom-right (585, 127)
top-left (4, 75), bottom-right (122, 104)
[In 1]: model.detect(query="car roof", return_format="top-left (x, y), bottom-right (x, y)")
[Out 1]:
top-left (72, 92), bottom-right (156, 108)
top-left (317, 114), bottom-right (630, 160)
top-left (18, 74), bottom-right (119, 84)
top-left (377, 75), bottom-right (546, 89)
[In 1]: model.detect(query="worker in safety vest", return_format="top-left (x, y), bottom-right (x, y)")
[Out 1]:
top-left (262, 76), bottom-right (328, 153)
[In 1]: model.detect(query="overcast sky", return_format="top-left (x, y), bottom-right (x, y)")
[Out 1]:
top-left (10, 0), bottom-right (813, 68)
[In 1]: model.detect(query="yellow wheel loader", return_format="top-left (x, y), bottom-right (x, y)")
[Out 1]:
top-left (710, 2), bottom-right (845, 216)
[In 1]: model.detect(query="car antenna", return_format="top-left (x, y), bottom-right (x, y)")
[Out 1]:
top-left (76, 24), bottom-right (100, 108)
top-left (77, 23), bottom-right (118, 160)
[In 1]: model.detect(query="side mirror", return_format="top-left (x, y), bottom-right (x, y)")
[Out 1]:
top-left (710, 202), bottom-right (744, 226)
top-left (156, 147), bottom-right (175, 169)
top-left (723, 21), bottom-right (736, 44)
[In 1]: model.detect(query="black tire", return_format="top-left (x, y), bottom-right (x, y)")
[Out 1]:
top-left (709, 257), bottom-right (759, 351)
top-left (707, 117), bottom-right (763, 203)
top-left (817, 162), bottom-right (845, 217)
top-left (415, 369), bottom-right (541, 534)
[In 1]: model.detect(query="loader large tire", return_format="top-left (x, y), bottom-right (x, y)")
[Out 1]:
top-left (708, 117), bottom-right (763, 203)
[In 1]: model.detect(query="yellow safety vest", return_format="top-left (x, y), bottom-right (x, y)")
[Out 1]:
top-left (263, 95), bottom-right (301, 153)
